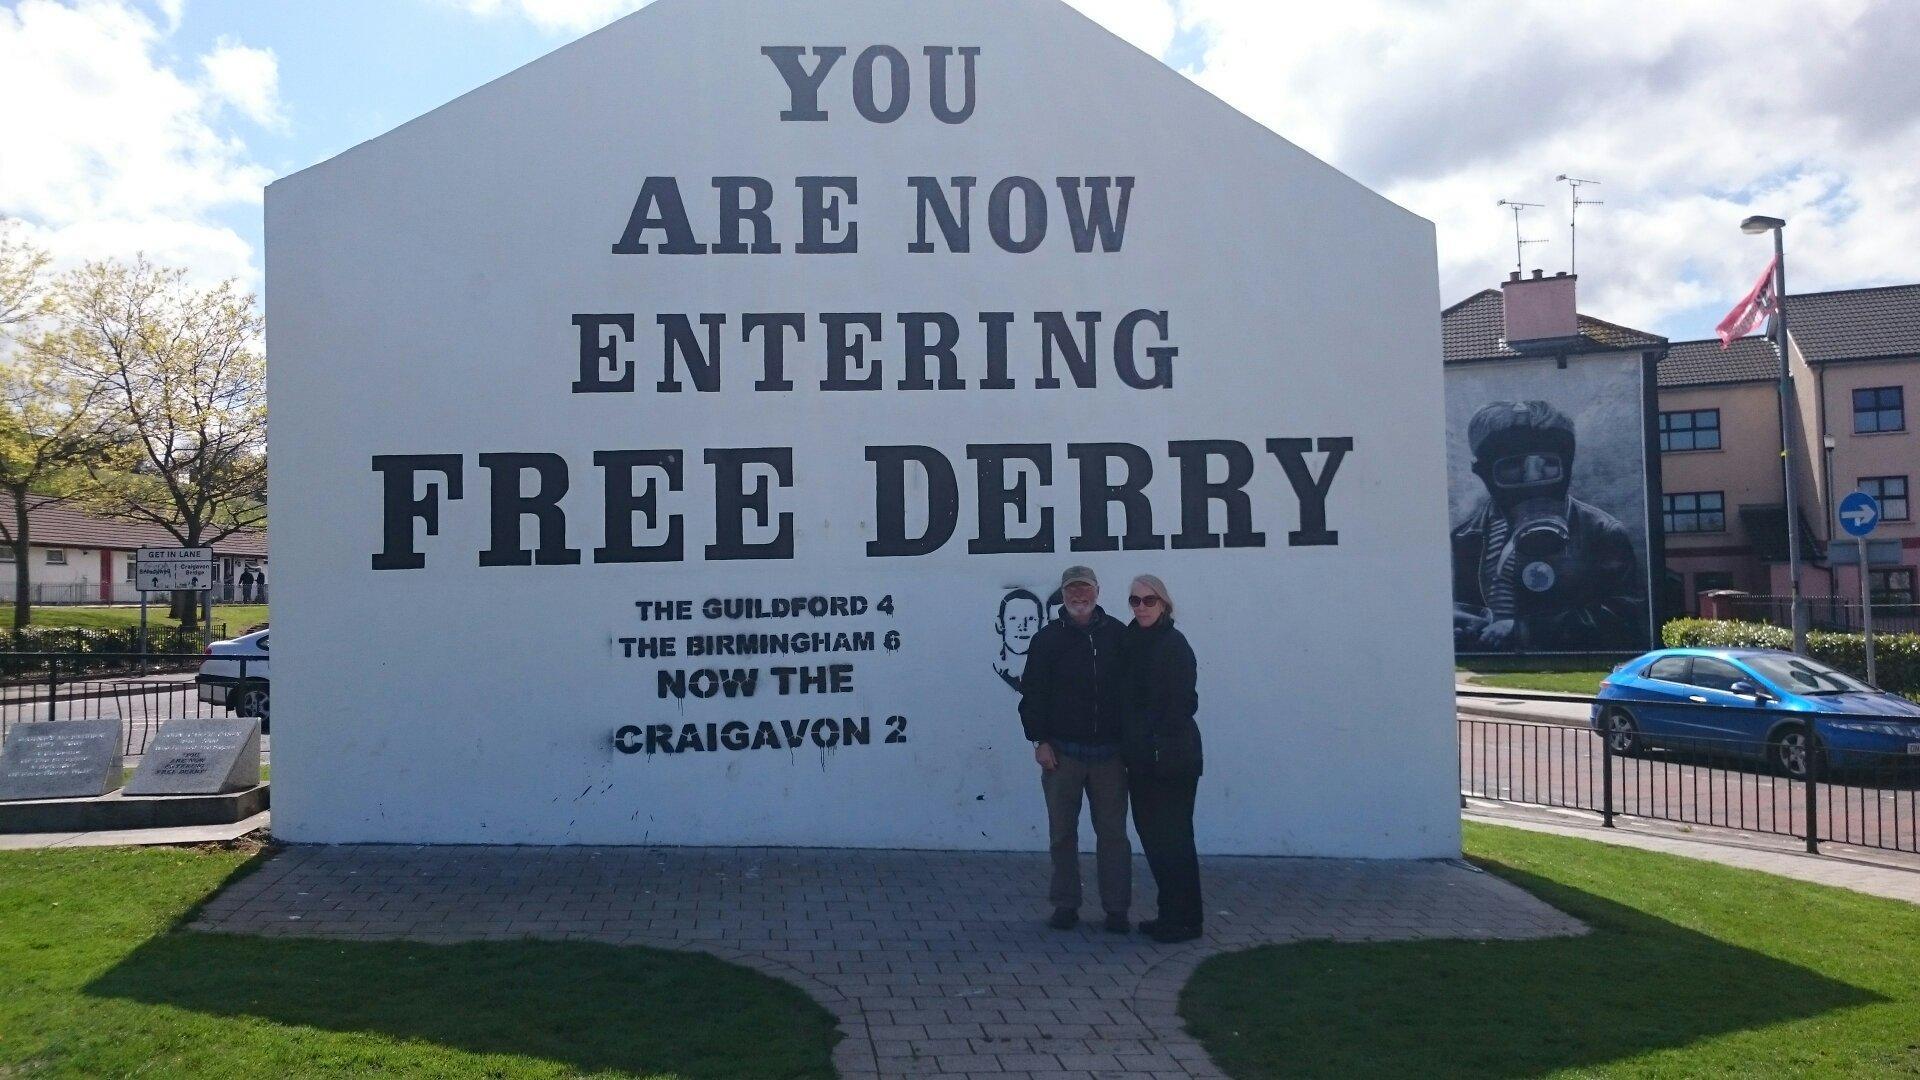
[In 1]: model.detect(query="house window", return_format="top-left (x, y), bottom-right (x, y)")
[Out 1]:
top-left (1868, 568), bottom-right (1915, 606)
top-left (1663, 491), bottom-right (1725, 534)
top-left (1659, 409), bottom-right (1721, 452)
top-left (1859, 476), bottom-right (1909, 522)
top-left (0, 546), bottom-right (13, 562)
top-left (44, 549), bottom-right (66, 565)
top-left (1694, 571), bottom-right (1735, 594)
top-left (1853, 386), bottom-right (1905, 433)
top-left (124, 558), bottom-right (136, 582)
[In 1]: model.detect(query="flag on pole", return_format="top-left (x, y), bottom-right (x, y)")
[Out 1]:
top-left (1717, 256), bottom-right (1779, 348)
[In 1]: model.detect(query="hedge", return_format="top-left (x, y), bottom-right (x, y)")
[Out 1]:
top-left (1663, 618), bottom-right (1920, 695)
top-left (0, 624), bottom-right (219, 678)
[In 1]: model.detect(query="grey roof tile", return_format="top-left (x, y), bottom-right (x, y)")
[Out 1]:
top-left (1659, 337), bottom-right (1778, 388)
top-left (7, 499), bottom-right (267, 558)
top-left (1784, 284), bottom-right (1920, 362)
top-left (1442, 288), bottom-right (1665, 363)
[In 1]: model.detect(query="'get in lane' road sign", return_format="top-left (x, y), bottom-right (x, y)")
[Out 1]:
top-left (134, 547), bottom-right (214, 592)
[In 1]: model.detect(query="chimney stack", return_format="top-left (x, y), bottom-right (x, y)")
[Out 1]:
top-left (1502, 269), bottom-right (1578, 345)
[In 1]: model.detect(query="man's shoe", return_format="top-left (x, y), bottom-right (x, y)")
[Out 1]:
top-left (1104, 914), bottom-right (1131, 934)
top-left (1047, 907), bottom-right (1079, 930)
top-left (1148, 922), bottom-right (1202, 944)
top-left (1137, 918), bottom-right (1164, 936)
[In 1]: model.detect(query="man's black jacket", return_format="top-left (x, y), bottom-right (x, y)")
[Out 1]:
top-left (1017, 607), bottom-right (1126, 745)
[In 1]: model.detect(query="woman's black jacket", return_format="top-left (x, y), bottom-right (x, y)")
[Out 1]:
top-left (1119, 618), bottom-right (1202, 778)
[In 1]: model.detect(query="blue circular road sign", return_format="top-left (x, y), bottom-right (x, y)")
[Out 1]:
top-left (1839, 490), bottom-right (1881, 538)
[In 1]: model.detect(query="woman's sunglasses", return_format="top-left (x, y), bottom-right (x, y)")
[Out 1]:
top-left (1127, 595), bottom-right (1162, 608)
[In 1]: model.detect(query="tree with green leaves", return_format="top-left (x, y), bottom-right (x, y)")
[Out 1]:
top-left (0, 222), bottom-right (122, 629)
top-left (45, 256), bottom-right (266, 630)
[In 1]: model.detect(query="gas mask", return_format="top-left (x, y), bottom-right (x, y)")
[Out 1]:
top-left (1482, 450), bottom-right (1571, 557)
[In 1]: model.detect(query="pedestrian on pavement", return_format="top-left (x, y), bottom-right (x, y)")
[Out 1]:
top-left (1119, 573), bottom-right (1204, 943)
top-left (1018, 564), bottom-right (1131, 933)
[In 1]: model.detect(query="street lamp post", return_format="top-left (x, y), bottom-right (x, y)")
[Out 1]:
top-left (1742, 214), bottom-right (1808, 654)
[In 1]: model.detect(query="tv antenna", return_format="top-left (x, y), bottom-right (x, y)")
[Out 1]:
top-left (1556, 175), bottom-right (1602, 274)
top-left (1496, 199), bottom-right (1546, 276)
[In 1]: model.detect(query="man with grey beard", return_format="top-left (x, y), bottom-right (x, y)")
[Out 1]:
top-left (1017, 565), bottom-right (1131, 932)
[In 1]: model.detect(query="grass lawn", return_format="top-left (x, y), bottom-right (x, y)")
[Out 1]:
top-left (0, 845), bottom-right (839, 1078)
top-left (1463, 668), bottom-right (1610, 694)
top-left (29, 604), bottom-right (268, 634)
top-left (1182, 822), bottom-right (1920, 1078)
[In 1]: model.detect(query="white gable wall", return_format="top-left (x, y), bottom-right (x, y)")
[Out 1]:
top-left (269, 0), bottom-right (1457, 856)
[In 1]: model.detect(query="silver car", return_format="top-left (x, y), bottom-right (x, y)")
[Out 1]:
top-left (196, 627), bottom-right (270, 728)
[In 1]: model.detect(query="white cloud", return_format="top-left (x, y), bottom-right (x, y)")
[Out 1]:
top-left (202, 37), bottom-right (285, 128)
top-left (1063, 0), bottom-right (1179, 59)
top-left (445, 0), bottom-right (648, 33)
top-left (1163, 0), bottom-right (1920, 336)
top-left (0, 0), bottom-right (274, 286)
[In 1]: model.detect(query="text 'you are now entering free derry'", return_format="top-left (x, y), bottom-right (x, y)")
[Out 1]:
top-left (270, 0), bottom-right (1455, 854)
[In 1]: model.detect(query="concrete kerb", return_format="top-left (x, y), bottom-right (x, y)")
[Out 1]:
top-left (188, 845), bottom-right (1587, 1079)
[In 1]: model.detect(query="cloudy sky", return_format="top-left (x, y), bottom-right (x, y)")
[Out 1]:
top-left (3, 0), bottom-right (1916, 342)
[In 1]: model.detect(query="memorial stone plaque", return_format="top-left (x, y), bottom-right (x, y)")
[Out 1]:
top-left (123, 719), bottom-right (261, 796)
top-left (0, 718), bottom-right (124, 801)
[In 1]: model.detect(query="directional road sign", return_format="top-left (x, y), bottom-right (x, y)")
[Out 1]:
top-left (134, 547), bottom-right (214, 592)
top-left (1838, 491), bottom-right (1881, 538)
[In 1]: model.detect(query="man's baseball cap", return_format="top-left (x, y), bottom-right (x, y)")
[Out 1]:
top-left (1060, 565), bottom-right (1098, 589)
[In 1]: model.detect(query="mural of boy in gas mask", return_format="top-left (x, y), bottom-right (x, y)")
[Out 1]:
top-left (1452, 400), bottom-right (1643, 651)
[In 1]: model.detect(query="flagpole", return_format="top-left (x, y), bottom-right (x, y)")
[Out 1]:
top-left (1744, 214), bottom-right (1806, 654)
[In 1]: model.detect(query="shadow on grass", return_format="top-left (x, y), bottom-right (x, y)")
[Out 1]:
top-left (85, 857), bottom-right (840, 1079)
top-left (1180, 861), bottom-right (1887, 1079)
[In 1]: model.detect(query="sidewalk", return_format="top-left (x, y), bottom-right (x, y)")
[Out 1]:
top-left (0, 810), bottom-right (268, 850)
top-left (194, 845), bottom-right (1583, 1080)
top-left (1468, 800), bottom-right (1920, 904)
top-left (1456, 681), bottom-right (1592, 726)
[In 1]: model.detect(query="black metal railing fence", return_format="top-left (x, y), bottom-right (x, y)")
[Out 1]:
top-left (1460, 689), bottom-right (1919, 855)
top-left (0, 652), bottom-right (259, 757)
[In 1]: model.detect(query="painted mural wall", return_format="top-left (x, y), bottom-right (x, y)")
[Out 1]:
top-left (1446, 354), bottom-right (1657, 654)
top-left (268, 0), bottom-right (1458, 855)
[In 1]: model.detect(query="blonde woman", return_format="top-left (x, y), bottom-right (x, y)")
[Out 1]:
top-left (1119, 574), bottom-right (1203, 943)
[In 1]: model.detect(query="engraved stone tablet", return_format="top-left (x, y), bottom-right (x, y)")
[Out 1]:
top-left (123, 718), bottom-right (261, 796)
top-left (0, 718), bottom-right (124, 801)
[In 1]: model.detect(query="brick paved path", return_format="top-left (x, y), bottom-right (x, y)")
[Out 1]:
top-left (193, 847), bottom-right (1584, 1078)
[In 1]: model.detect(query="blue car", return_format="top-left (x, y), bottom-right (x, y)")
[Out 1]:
top-left (1592, 648), bottom-right (1920, 777)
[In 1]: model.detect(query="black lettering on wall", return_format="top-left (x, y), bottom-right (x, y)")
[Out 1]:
top-left (866, 445), bottom-right (958, 556)
top-left (978, 311), bottom-right (1015, 389)
top-left (1268, 436), bottom-right (1352, 547)
top-left (988, 176), bottom-right (1047, 253)
top-left (1056, 176), bottom-right (1134, 253)
top-left (610, 177), bottom-right (707, 254)
top-left (821, 312), bottom-right (883, 390)
top-left (898, 312), bottom-right (964, 390)
top-left (594, 450), bottom-right (684, 563)
top-left (478, 453), bottom-right (581, 566)
top-left (907, 176), bottom-right (976, 253)
top-left (968, 444), bottom-right (1054, 554)
top-left (1168, 440), bottom-right (1266, 549)
top-left (762, 45), bottom-right (845, 121)
top-left (657, 314), bottom-right (725, 393)
top-left (1114, 309), bottom-right (1176, 389)
top-left (1067, 442), bottom-right (1164, 552)
top-left (705, 448), bottom-right (794, 560)
top-left (742, 313), bottom-right (803, 392)
top-left (796, 177), bottom-right (858, 254)
top-left (712, 177), bottom-right (781, 254)
top-left (570, 314), bottom-right (636, 394)
top-left (852, 45), bottom-right (909, 122)
top-left (1035, 311), bottom-right (1099, 389)
top-left (923, 46), bottom-right (980, 124)
top-left (371, 455), bottom-right (463, 570)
